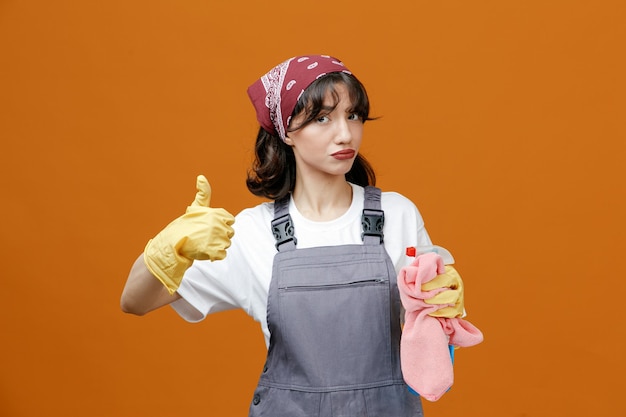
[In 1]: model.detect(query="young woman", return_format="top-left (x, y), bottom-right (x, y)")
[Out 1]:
top-left (121, 55), bottom-right (433, 416)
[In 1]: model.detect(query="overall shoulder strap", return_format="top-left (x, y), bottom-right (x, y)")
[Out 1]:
top-left (272, 195), bottom-right (297, 252)
top-left (362, 186), bottom-right (384, 245)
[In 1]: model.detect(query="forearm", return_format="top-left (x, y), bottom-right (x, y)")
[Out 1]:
top-left (120, 254), bottom-right (181, 315)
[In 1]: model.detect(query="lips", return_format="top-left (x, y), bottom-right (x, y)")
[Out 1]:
top-left (331, 149), bottom-right (356, 160)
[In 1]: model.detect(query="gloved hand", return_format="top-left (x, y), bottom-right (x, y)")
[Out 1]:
top-left (422, 265), bottom-right (465, 318)
top-left (144, 175), bottom-right (235, 294)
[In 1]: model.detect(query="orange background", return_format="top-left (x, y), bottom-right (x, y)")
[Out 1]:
top-left (1, 1), bottom-right (625, 416)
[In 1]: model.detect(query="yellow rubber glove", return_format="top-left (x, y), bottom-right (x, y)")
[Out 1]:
top-left (144, 175), bottom-right (235, 294)
top-left (422, 265), bottom-right (465, 318)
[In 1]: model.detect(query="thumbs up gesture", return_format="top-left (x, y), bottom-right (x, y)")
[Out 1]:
top-left (144, 175), bottom-right (236, 294)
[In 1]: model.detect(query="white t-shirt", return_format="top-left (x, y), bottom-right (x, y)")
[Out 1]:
top-left (171, 183), bottom-right (432, 347)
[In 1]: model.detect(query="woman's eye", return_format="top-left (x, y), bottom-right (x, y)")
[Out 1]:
top-left (317, 115), bottom-right (330, 123)
top-left (348, 113), bottom-right (361, 121)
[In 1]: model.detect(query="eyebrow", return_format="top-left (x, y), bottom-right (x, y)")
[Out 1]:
top-left (319, 103), bottom-right (356, 113)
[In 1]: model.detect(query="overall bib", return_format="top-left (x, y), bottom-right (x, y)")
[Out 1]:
top-left (249, 187), bottom-right (423, 417)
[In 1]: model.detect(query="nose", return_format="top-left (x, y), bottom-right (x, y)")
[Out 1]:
top-left (334, 117), bottom-right (353, 144)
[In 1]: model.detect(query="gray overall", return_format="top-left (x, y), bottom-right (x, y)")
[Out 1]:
top-left (248, 187), bottom-right (423, 417)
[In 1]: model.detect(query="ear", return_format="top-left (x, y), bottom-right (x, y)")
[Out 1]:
top-left (283, 135), bottom-right (294, 146)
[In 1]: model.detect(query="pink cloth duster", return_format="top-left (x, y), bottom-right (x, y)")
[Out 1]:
top-left (397, 252), bottom-right (483, 402)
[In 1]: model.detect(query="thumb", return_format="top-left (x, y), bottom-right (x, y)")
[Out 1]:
top-left (190, 175), bottom-right (212, 207)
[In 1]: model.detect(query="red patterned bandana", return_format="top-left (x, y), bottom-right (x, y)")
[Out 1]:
top-left (247, 55), bottom-right (352, 141)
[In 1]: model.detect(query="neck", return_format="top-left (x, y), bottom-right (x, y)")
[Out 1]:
top-left (292, 174), bottom-right (353, 221)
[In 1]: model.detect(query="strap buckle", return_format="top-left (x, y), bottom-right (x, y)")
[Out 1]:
top-left (361, 209), bottom-right (384, 243)
top-left (271, 213), bottom-right (298, 250)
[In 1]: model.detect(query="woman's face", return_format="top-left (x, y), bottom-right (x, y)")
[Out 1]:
top-left (284, 83), bottom-right (364, 181)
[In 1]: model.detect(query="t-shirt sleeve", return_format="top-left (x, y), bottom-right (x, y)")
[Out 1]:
top-left (170, 260), bottom-right (239, 322)
top-left (381, 191), bottom-right (433, 272)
